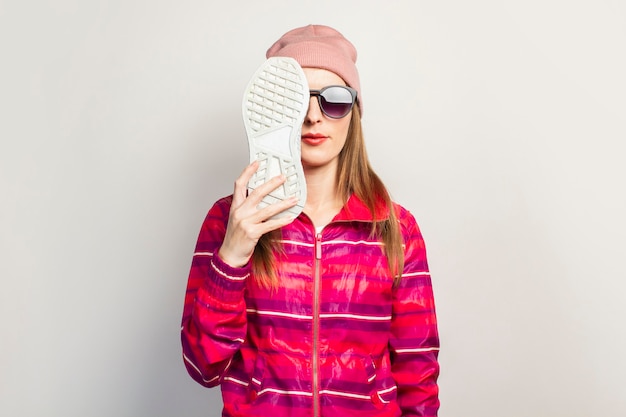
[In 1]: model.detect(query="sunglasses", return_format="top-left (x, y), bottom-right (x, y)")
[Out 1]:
top-left (309, 85), bottom-right (358, 119)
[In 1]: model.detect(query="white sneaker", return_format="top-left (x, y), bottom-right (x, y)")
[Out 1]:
top-left (242, 57), bottom-right (308, 218)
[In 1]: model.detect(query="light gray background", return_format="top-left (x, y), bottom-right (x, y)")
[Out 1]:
top-left (1, 1), bottom-right (625, 416)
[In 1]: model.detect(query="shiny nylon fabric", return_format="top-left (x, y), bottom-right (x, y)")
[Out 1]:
top-left (181, 195), bottom-right (440, 416)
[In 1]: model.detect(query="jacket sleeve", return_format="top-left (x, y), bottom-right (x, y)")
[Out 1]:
top-left (389, 209), bottom-right (440, 416)
top-left (180, 196), bottom-right (249, 387)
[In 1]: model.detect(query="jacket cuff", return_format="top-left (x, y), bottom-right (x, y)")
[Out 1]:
top-left (206, 252), bottom-right (251, 303)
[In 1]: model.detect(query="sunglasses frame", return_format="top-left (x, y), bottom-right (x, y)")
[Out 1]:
top-left (309, 85), bottom-right (358, 119)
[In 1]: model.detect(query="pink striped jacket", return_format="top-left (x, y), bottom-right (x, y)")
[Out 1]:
top-left (181, 194), bottom-right (440, 416)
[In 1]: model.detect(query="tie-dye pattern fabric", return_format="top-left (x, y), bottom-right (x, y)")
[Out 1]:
top-left (181, 195), bottom-right (439, 416)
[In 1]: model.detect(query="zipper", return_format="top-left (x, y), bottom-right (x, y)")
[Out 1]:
top-left (312, 232), bottom-right (322, 417)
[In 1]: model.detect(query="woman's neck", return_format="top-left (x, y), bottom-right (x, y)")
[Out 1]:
top-left (303, 164), bottom-right (344, 229)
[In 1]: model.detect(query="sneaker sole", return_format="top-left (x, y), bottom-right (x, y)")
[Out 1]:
top-left (242, 57), bottom-right (308, 218)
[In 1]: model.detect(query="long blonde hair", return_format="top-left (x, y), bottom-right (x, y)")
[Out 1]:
top-left (252, 106), bottom-right (404, 288)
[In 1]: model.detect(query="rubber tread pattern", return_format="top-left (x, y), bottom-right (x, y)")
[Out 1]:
top-left (243, 57), bottom-right (308, 218)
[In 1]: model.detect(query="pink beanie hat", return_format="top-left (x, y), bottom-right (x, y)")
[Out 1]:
top-left (266, 24), bottom-right (362, 114)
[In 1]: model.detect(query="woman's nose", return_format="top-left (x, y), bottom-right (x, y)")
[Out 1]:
top-left (304, 96), bottom-right (322, 124)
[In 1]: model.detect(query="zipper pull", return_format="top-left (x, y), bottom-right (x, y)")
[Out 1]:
top-left (315, 233), bottom-right (322, 260)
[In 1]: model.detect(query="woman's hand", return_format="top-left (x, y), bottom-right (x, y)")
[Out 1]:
top-left (217, 161), bottom-right (298, 267)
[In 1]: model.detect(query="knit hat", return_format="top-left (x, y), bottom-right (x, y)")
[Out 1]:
top-left (266, 24), bottom-right (362, 114)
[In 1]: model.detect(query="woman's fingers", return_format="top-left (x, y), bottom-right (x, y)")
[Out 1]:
top-left (232, 160), bottom-right (259, 209)
top-left (256, 212), bottom-right (297, 234)
top-left (233, 195), bottom-right (297, 236)
top-left (250, 195), bottom-right (298, 224)
top-left (246, 173), bottom-right (286, 204)
top-left (232, 161), bottom-right (290, 212)
top-left (221, 163), bottom-right (299, 266)
top-left (218, 195), bottom-right (296, 267)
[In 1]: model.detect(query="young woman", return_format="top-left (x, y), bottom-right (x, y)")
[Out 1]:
top-left (181, 25), bottom-right (440, 417)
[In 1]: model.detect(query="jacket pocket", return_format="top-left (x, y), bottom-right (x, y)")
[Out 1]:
top-left (320, 354), bottom-right (383, 409)
top-left (369, 354), bottom-right (397, 408)
top-left (247, 354), bottom-right (266, 402)
top-left (364, 355), bottom-right (377, 386)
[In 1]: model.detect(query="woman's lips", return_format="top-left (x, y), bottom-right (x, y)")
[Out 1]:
top-left (301, 133), bottom-right (328, 146)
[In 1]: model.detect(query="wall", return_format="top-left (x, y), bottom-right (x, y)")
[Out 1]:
top-left (1, 1), bottom-right (624, 416)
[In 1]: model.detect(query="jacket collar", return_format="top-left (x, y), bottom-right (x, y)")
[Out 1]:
top-left (332, 194), bottom-right (390, 223)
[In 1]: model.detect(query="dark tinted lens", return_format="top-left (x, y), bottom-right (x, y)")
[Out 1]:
top-left (319, 86), bottom-right (354, 118)
top-left (320, 98), bottom-right (352, 118)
